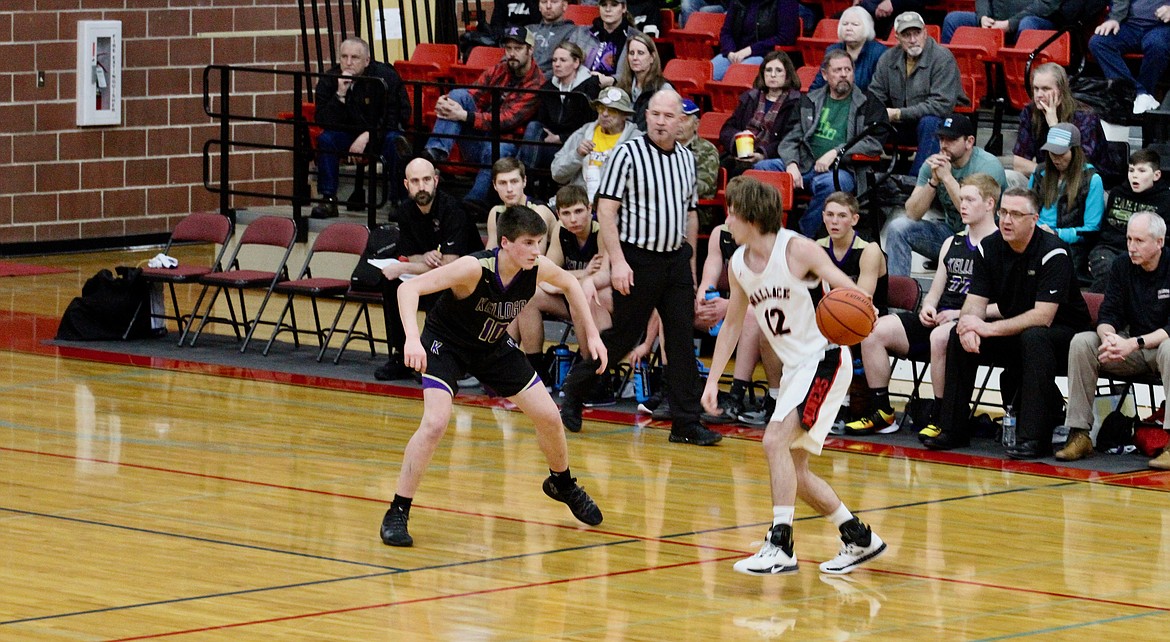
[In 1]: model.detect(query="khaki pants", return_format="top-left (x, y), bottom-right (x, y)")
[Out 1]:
top-left (1065, 331), bottom-right (1170, 430)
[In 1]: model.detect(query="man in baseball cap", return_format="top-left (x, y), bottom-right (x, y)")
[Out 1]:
top-left (422, 23), bottom-right (544, 205)
top-left (676, 98), bottom-right (718, 199)
top-left (888, 110), bottom-right (1007, 276)
top-left (501, 25), bottom-right (536, 49)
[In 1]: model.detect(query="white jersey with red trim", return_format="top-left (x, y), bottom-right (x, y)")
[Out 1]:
top-left (730, 229), bottom-right (830, 367)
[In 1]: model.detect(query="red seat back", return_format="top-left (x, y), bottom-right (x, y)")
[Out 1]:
top-left (171, 212), bottom-right (233, 246)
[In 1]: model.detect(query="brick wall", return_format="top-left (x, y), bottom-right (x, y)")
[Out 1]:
top-left (0, 1), bottom-right (329, 247)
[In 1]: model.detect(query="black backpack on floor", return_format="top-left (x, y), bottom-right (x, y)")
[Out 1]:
top-left (57, 267), bottom-right (152, 341)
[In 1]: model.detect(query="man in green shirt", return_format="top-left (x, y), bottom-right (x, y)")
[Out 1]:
top-left (773, 49), bottom-right (889, 237)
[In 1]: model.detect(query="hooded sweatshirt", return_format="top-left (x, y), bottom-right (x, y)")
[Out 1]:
top-left (1099, 179), bottom-right (1170, 252)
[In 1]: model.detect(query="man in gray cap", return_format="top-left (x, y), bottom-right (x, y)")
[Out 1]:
top-left (868, 11), bottom-right (968, 177)
top-left (551, 86), bottom-right (643, 201)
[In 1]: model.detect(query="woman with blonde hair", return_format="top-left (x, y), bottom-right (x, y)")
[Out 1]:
top-left (1013, 62), bottom-right (1107, 178)
top-left (614, 33), bottom-right (672, 130)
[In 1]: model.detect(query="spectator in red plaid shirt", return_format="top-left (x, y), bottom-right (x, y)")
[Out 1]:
top-left (422, 26), bottom-right (545, 204)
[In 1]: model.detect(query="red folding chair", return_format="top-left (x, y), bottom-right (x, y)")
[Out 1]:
top-left (741, 169), bottom-right (793, 227)
top-left (796, 65), bottom-right (819, 92)
top-left (698, 110), bottom-right (732, 153)
top-left (396, 43), bottom-right (459, 128)
top-left (667, 12), bottom-right (724, 60)
top-left (564, 4), bottom-right (600, 25)
top-left (124, 212), bottom-right (234, 339)
top-left (1000, 30), bottom-right (1070, 110)
top-left (181, 215), bottom-right (299, 350)
top-left (449, 47), bottom-right (503, 85)
top-left (262, 222), bottom-right (369, 356)
top-left (946, 26), bottom-right (1004, 107)
top-left (663, 58), bottom-right (713, 101)
top-left (797, 19), bottom-right (839, 69)
top-left (706, 63), bottom-right (757, 113)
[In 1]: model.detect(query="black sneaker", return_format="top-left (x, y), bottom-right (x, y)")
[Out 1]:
top-left (310, 196), bottom-right (339, 219)
top-left (374, 355), bottom-right (412, 381)
top-left (669, 422), bottom-right (723, 446)
top-left (542, 476), bottom-right (603, 525)
top-left (650, 399), bottom-right (673, 421)
top-left (702, 391), bottom-right (744, 424)
top-left (560, 396), bottom-right (583, 433)
top-left (738, 395), bottom-right (776, 426)
top-left (379, 507), bottom-right (413, 547)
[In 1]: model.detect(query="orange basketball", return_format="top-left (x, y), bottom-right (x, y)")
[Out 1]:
top-left (815, 288), bottom-right (876, 346)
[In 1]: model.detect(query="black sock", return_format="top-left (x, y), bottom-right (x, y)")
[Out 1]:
top-left (550, 468), bottom-right (575, 492)
top-left (729, 378), bottom-right (748, 401)
top-left (871, 387), bottom-right (892, 413)
top-left (391, 494), bottom-right (412, 515)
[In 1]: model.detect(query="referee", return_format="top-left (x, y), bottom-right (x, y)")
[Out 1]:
top-left (559, 89), bottom-right (723, 446)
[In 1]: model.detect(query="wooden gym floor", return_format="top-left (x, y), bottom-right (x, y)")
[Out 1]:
top-left (2, 245), bottom-right (1170, 641)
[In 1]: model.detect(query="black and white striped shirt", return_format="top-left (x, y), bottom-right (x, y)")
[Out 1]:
top-left (596, 135), bottom-right (698, 253)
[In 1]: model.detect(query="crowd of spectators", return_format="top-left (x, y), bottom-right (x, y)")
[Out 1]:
top-left (306, 2), bottom-right (1170, 465)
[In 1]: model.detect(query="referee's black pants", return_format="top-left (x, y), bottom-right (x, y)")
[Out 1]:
top-left (561, 242), bottom-right (704, 429)
top-left (938, 324), bottom-right (1077, 443)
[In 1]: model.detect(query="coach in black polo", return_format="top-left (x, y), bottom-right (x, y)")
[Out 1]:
top-left (558, 89), bottom-right (723, 446)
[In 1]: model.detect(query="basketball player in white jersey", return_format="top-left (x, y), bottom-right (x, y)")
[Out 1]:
top-left (701, 176), bottom-right (888, 575)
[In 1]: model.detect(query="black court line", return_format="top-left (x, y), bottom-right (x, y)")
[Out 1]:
top-left (1, 477), bottom-right (1081, 627)
top-left (0, 506), bottom-right (402, 571)
top-left (1, 537), bottom-right (644, 626)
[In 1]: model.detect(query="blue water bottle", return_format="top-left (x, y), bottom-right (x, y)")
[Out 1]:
top-left (634, 361), bottom-right (650, 403)
top-left (553, 345), bottom-right (572, 391)
top-left (705, 287), bottom-right (723, 336)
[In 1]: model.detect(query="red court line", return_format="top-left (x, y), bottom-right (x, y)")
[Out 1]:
top-left (0, 445), bottom-right (745, 553)
top-left (106, 552), bottom-right (1170, 640)
top-left (4, 308), bottom-right (1168, 490)
top-left (106, 554), bottom-right (745, 641)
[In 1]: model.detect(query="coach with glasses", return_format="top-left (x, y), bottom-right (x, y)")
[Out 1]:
top-left (923, 187), bottom-right (1090, 459)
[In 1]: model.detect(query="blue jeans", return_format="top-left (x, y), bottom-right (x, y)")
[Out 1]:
top-left (425, 88), bottom-right (517, 203)
top-left (1089, 23), bottom-right (1170, 96)
top-left (680, 0), bottom-right (725, 27)
top-left (712, 54), bottom-right (763, 81)
top-left (316, 129), bottom-right (405, 200)
top-left (941, 12), bottom-right (1055, 44)
top-left (893, 115), bottom-right (942, 177)
top-left (753, 161), bottom-right (856, 237)
top-left (884, 215), bottom-right (953, 276)
top-left (516, 120), bottom-right (557, 173)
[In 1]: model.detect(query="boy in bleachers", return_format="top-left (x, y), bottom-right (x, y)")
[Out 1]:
top-left (485, 158), bottom-right (557, 252)
top-left (844, 173), bottom-right (999, 438)
top-left (1089, 148), bottom-right (1170, 292)
top-left (817, 192), bottom-right (888, 426)
top-left (511, 185), bottom-right (612, 377)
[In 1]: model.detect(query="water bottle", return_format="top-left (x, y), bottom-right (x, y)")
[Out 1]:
top-left (1001, 405), bottom-right (1016, 448)
top-left (704, 287), bottom-right (723, 336)
top-left (553, 345), bottom-right (572, 392)
top-left (633, 361), bottom-right (651, 403)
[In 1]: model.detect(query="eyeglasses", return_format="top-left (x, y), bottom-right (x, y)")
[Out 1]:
top-left (998, 208), bottom-right (1036, 220)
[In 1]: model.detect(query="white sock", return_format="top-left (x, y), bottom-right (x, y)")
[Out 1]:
top-left (827, 503), bottom-right (853, 528)
top-left (772, 505), bottom-right (795, 527)
top-left (769, 387), bottom-right (779, 399)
